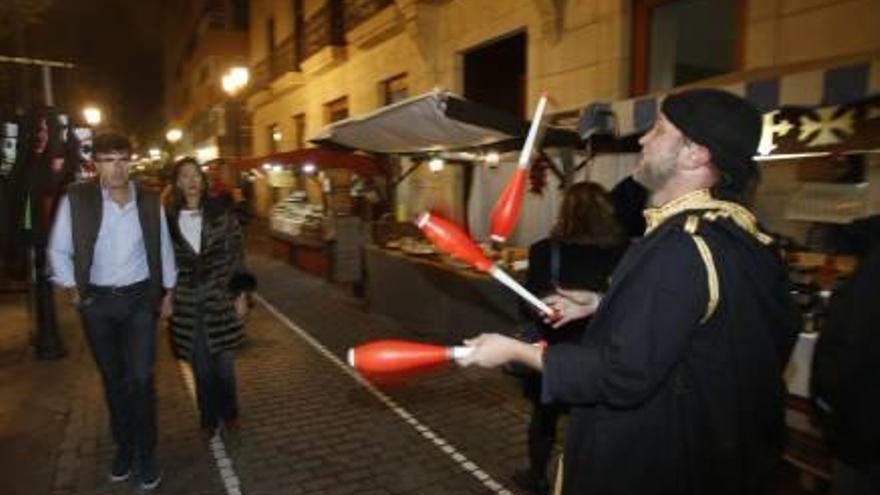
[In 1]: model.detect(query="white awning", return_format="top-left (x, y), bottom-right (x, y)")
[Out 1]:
top-left (312, 89), bottom-right (580, 154)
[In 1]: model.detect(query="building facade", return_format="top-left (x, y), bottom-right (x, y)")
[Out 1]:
top-left (246, 0), bottom-right (880, 156)
top-left (162, 0), bottom-right (251, 162)
top-left (242, 0), bottom-right (880, 241)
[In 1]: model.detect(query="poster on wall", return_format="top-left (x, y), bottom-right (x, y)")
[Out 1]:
top-left (1, 121), bottom-right (18, 178)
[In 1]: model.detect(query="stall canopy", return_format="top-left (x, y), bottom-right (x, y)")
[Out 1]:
top-left (578, 53), bottom-right (880, 143)
top-left (229, 147), bottom-right (382, 176)
top-left (311, 89), bottom-right (581, 154)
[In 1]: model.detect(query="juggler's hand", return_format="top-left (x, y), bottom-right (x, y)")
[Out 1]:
top-left (456, 333), bottom-right (544, 371)
top-left (542, 288), bottom-right (601, 328)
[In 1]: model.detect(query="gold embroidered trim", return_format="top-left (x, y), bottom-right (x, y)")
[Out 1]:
top-left (689, 233), bottom-right (719, 324)
top-left (553, 454), bottom-right (564, 495)
top-left (644, 190), bottom-right (713, 234)
top-left (643, 189), bottom-right (772, 245)
top-left (684, 215), bottom-right (700, 234)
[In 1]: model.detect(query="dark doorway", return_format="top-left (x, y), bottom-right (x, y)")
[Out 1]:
top-left (463, 31), bottom-right (526, 119)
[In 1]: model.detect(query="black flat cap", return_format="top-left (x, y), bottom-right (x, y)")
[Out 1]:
top-left (661, 89), bottom-right (762, 195)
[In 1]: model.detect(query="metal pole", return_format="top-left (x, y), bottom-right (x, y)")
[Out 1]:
top-left (233, 98), bottom-right (241, 160)
top-left (33, 66), bottom-right (66, 360)
top-left (42, 65), bottom-right (53, 107)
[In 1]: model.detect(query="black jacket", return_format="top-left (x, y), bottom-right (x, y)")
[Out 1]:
top-left (811, 242), bottom-right (880, 467)
top-left (542, 207), bottom-right (799, 495)
top-left (167, 199), bottom-right (255, 358)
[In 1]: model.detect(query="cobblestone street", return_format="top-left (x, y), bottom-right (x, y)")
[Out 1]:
top-left (0, 225), bottom-right (813, 495)
top-left (1, 226), bottom-right (540, 495)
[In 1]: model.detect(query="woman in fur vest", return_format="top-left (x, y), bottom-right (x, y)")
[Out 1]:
top-left (166, 157), bottom-right (256, 439)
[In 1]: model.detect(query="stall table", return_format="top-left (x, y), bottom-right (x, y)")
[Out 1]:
top-left (365, 246), bottom-right (524, 343)
top-left (784, 332), bottom-right (832, 487)
top-left (269, 217), bottom-right (364, 282)
top-left (270, 230), bottom-right (330, 278)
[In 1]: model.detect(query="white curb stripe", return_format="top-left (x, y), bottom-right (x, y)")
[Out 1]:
top-left (177, 360), bottom-right (244, 495)
top-left (253, 293), bottom-right (515, 495)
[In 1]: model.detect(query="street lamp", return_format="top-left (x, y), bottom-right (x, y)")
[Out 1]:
top-left (165, 128), bottom-right (183, 164)
top-left (165, 128), bottom-right (182, 144)
top-left (221, 67), bottom-right (249, 96)
top-left (83, 106), bottom-right (102, 126)
top-left (221, 66), bottom-right (250, 161)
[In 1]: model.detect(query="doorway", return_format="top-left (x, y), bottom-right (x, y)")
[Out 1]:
top-left (463, 31), bottom-right (527, 119)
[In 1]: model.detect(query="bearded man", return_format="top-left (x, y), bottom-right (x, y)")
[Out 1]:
top-left (459, 89), bottom-right (800, 495)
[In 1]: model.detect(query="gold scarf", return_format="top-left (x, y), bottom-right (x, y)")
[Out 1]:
top-left (643, 189), bottom-right (772, 245)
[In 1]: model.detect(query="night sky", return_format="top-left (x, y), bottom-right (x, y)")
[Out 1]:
top-left (0, 0), bottom-right (165, 145)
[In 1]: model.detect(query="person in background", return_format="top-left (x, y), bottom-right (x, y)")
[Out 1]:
top-left (48, 132), bottom-right (176, 491)
top-left (512, 181), bottom-right (627, 495)
top-left (459, 89), bottom-right (800, 495)
top-left (811, 215), bottom-right (880, 495)
top-left (165, 157), bottom-right (255, 440)
top-left (610, 174), bottom-right (648, 239)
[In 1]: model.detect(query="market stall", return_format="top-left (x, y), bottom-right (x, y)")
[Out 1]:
top-left (232, 148), bottom-right (384, 283)
top-left (313, 90), bottom-right (581, 336)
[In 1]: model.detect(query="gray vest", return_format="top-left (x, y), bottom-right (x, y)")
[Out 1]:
top-left (67, 181), bottom-right (163, 305)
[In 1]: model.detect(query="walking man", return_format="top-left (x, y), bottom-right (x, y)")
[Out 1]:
top-left (48, 132), bottom-right (176, 490)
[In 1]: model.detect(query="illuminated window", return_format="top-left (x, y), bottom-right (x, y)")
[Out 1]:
top-left (292, 113), bottom-right (306, 149)
top-left (381, 73), bottom-right (409, 105)
top-left (324, 96), bottom-right (349, 124)
top-left (268, 123), bottom-right (281, 152)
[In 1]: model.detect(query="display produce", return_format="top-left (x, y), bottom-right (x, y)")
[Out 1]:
top-left (269, 191), bottom-right (325, 238)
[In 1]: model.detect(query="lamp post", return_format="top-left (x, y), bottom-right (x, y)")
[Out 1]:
top-left (221, 66), bottom-right (249, 161)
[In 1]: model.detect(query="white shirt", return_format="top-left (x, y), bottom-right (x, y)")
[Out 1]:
top-left (178, 209), bottom-right (203, 254)
top-left (48, 182), bottom-right (177, 289)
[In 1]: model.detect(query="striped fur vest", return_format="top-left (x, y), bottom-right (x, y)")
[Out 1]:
top-left (167, 199), bottom-right (256, 358)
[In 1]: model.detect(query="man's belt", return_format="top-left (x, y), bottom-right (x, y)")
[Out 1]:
top-left (87, 279), bottom-right (150, 297)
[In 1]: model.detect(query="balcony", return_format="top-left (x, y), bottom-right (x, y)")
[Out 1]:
top-left (197, 11), bottom-right (227, 36)
top-left (250, 36), bottom-right (305, 92)
top-left (251, 0), bottom-right (399, 88)
top-left (344, 0), bottom-right (393, 31)
top-left (344, 0), bottom-right (399, 49)
top-left (303, 4), bottom-right (340, 60)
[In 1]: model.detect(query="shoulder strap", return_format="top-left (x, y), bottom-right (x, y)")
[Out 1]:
top-left (683, 215), bottom-right (720, 324)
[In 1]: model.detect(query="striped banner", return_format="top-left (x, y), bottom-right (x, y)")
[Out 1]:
top-left (579, 58), bottom-right (880, 138)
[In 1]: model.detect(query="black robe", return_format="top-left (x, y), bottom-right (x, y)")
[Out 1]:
top-left (542, 207), bottom-right (800, 495)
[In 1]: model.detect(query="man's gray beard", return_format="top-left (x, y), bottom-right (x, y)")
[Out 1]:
top-left (633, 161), bottom-right (674, 193)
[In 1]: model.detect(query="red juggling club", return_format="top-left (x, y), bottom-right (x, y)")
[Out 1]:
top-left (489, 93), bottom-right (548, 243)
top-left (416, 212), bottom-right (555, 318)
top-left (347, 340), bottom-right (472, 373)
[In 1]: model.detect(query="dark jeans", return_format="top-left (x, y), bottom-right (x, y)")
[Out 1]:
top-left (191, 330), bottom-right (238, 429)
top-left (520, 372), bottom-right (567, 479)
top-left (79, 288), bottom-right (157, 459)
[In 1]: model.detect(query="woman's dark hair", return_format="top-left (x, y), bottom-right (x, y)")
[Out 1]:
top-left (168, 157), bottom-right (208, 212)
top-left (551, 181), bottom-right (625, 247)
